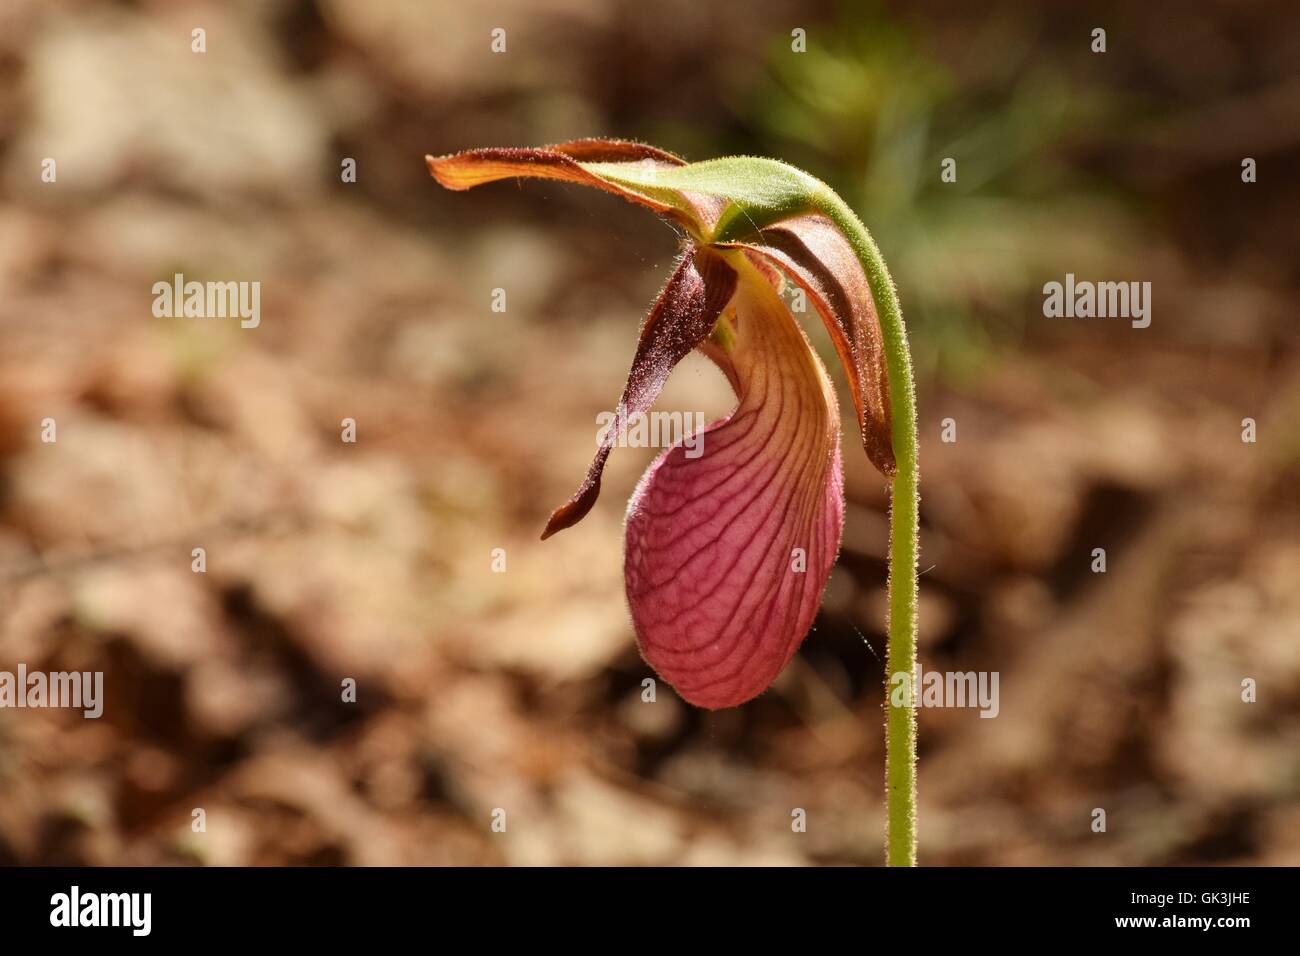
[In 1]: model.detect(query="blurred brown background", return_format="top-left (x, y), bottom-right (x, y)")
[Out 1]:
top-left (0, 0), bottom-right (1298, 865)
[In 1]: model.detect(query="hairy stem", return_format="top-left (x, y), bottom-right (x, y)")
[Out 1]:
top-left (818, 193), bottom-right (920, 866)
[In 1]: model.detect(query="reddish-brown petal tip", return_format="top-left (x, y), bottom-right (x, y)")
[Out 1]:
top-left (541, 245), bottom-right (737, 539)
top-left (425, 141), bottom-right (682, 209)
top-left (425, 140), bottom-right (731, 234)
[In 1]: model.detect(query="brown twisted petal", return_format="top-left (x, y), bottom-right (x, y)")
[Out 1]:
top-left (425, 139), bottom-right (726, 234)
top-left (540, 244), bottom-right (738, 539)
top-left (723, 213), bottom-right (896, 476)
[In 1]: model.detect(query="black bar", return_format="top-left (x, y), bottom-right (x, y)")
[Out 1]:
top-left (0, 866), bottom-right (1277, 942)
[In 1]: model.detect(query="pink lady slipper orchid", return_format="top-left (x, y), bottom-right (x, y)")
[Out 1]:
top-left (427, 140), bottom-right (918, 720)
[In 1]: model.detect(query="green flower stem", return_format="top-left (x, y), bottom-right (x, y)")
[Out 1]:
top-left (817, 192), bottom-right (920, 867)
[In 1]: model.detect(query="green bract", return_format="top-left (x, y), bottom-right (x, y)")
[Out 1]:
top-left (582, 156), bottom-right (828, 242)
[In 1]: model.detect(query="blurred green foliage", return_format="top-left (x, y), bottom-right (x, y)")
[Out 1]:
top-left (740, 3), bottom-right (1136, 382)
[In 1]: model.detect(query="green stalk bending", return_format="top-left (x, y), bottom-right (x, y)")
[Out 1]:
top-left (818, 193), bottom-right (920, 868)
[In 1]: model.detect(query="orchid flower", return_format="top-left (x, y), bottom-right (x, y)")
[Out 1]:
top-left (428, 139), bottom-right (921, 864)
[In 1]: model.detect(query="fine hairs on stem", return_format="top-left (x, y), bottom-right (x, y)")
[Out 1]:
top-left (817, 192), bottom-right (920, 866)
